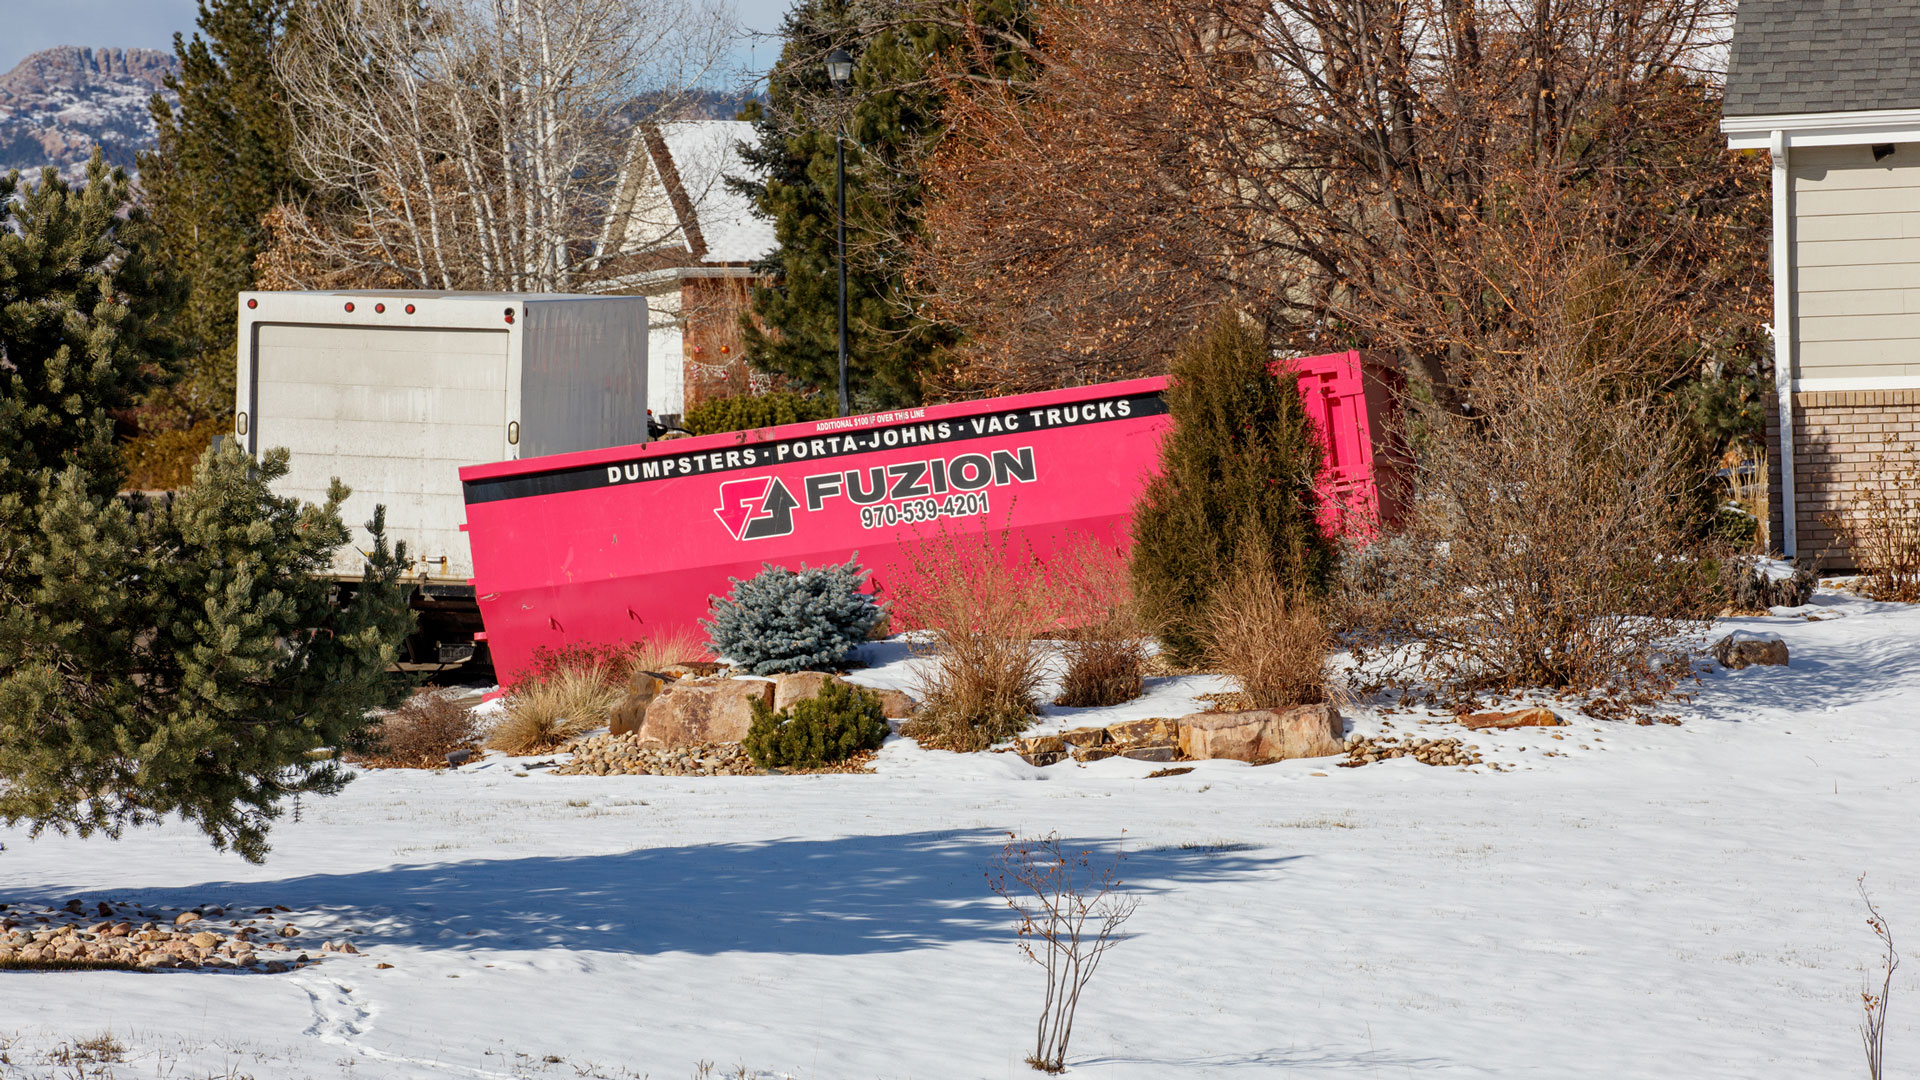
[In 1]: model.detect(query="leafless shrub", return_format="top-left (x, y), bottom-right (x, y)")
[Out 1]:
top-left (892, 521), bottom-right (1051, 751)
top-left (1833, 436), bottom-right (1920, 603)
top-left (989, 833), bottom-right (1138, 1073)
top-left (1342, 254), bottom-right (1719, 714)
top-left (487, 664), bottom-right (622, 755)
top-left (1048, 534), bottom-right (1148, 708)
top-left (349, 691), bottom-right (481, 769)
top-left (1205, 559), bottom-right (1335, 711)
top-left (1859, 875), bottom-right (1899, 1080)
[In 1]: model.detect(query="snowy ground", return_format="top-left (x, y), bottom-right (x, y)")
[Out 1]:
top-left (2, 588), bottom-right (1917, 1079)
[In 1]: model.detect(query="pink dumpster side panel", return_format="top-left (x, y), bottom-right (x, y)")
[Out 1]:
top-left (461, 357), bottom-right (1394, 679)
top-left (461, 379), bottom-right (1172, 680)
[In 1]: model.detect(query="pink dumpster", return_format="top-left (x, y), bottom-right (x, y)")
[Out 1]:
top-left (459, 352), bottom-right (1394, 680)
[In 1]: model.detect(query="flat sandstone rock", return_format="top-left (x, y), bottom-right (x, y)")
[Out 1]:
top-left (1178, 705), bottom-right (1344, 763)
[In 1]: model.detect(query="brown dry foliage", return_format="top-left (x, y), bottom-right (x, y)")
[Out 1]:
top-left (1204, 562), bottom-right (1335, 711)
top-left (349, 691), bottom-right (481, 769)
top-left (891, 520), bottom-right (1052, 751)
top-left (1831, 436), bottom-right (1920, 603)
top-left (1339, 251), bottom-right (1720, 710)
top-left (912, 0), bottom-right (1765, 402)
top-left (1048, 533), bottom-right (1148, 708)
top-left (487, 664), bottom-right (623, 755)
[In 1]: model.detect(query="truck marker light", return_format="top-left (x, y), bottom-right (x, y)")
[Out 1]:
top-left (405, 303), bottom-right (416, 314)
top-left (503, 308), bottom-right (515, 324)
top-left (375, 303), bottom-right (386, 313)
top-left (246, 298), bottom-right (258, 309)
top-left (344, 302), bottom-right (354, 312)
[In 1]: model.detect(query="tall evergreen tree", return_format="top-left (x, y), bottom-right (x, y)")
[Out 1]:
top-left (137, 0), bottom-right (307, 436)
top-left (0, 155), bottom-right (179, 499)
top-left (0, 160), bottom-right (412, 863)
top-left (735, 0), bottom-right (1029, 407)
top-left (1129, 310), bottom-right (1336, 666)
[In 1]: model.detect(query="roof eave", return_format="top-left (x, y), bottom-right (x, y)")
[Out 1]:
top-left (1724, 106), bottom-right (1920, 150)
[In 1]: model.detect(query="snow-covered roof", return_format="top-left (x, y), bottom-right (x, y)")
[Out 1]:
top-left (605, 119), bottom-right (773, 268)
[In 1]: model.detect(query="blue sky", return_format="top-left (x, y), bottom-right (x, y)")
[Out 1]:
top-left (2, 0), bottom-right (793, 86)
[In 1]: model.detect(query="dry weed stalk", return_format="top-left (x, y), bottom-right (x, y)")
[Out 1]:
top-left (1048, 533), bottom-right (1148, 708)
top-left (487, 663), bottom-right (622, 755)
top-left (1834, 436), bottom-right (1920, 603)
top-left (892, 520), bottom-right (1052, 751)
top-left (989, 833), bottom-right (1138, 1073)
top-left (1859, 876), bottom-right (1899, 1080)
top-left (1205, 560), bottom-right (1335, 710)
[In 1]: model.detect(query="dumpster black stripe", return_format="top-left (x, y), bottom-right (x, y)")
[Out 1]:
top-left (462, 390), bottom-right (1168, 505)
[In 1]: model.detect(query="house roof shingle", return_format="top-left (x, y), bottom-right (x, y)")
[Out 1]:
top-left (1726, 1), bottom-right (1920, 118)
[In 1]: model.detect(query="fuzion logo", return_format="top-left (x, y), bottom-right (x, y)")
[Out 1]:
top-left (713, 476), bottom-right (799, 540)
top-left (712, 446), bottom-right (1040, 541)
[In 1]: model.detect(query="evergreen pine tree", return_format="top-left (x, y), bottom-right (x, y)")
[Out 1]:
top-left (735, 0), bottom-right (1029, 406)
top-left (135, 0), bottom-right (307, 448)
top-left (0, 156), bottom-right (179, 499)
top-left (1129, 310), bottom-right (1336, 666)
top-left (0, 161), bottom-right (412, 864)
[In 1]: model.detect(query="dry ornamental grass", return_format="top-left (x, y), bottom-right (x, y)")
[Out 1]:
top-left (1204, 561), bottom-right (1335, 710)
top-left (891, 520), bottom-right (1051, 752)
top-left (487, 663), bottom-right (623, 755)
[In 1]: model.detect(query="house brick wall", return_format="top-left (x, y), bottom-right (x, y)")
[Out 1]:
top-left (1772, 388), bottom-right (1920, 569)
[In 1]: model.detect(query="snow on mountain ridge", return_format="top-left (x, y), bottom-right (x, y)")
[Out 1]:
top-left (0, 46), bottom-right (176, 182)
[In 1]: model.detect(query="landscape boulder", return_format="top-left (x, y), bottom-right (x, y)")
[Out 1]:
top-left (1178, 704), bottom-right (1344, 763)
top-left (609, 671), bottom-right (670, 735)
top-left (872, 689), bottom-right (918, 718)
top-left (1458, 707), bottom-right (1565, 731)
top-left (1712, 631), bottom-right (1789, 670)
top-left (638, 678), bottom-right (774, 748)
top-left (771, 671), bottom-right (842, 713)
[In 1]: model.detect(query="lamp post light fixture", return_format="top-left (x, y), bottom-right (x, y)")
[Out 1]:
top-left (827, 47), bottom-right (853, 417)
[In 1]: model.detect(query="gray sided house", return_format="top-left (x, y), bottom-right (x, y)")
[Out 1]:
top-left (1724, 1), bottom-right (1920, 566)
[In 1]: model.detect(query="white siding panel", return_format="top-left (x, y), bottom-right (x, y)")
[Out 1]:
top-left (1790, 143), bottom-right (1920, 380)
top-left (1795, 288), bottom-right (1920, 317)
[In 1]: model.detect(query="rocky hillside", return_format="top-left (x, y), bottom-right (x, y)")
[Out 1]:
top-left (0, 46), bottom-right (176, 181)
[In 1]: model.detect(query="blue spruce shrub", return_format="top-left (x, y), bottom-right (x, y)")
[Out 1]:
top-left (703, 557), bottom-right (884, 674)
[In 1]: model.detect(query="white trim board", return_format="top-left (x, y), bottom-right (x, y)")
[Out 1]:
top-left (1725, 107), bottom-right (1920, 150)
top-left (1792, 375), bottom-right (1920, 392)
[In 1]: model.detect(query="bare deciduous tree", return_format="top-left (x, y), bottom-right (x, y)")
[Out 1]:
top-left (913, 0), bottom-right (1764, 401)
top-left (269, 0), bottom-right (737, 291)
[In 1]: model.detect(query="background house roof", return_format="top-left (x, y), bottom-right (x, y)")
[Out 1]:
top-left (605, 119), bottom-right (774, 269)
top-left (1726, 1), bottom-right (1920, 118)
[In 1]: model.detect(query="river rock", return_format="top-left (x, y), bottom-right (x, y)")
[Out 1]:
top-left (638, 678), bottom-right (774, 748)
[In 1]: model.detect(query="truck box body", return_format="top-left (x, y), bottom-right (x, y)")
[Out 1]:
top-left (460, 350), bottom-right (1397, 681)
top-left (236, 291), bottom-right (649, 585)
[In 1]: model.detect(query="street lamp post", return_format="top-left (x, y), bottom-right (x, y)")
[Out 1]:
top-left (826, 47), bottom-right (853, 418)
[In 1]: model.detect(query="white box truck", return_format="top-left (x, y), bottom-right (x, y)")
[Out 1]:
top-left (235, 290), bottom-right (649, 663)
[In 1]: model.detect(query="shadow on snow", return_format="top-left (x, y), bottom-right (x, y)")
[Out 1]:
top-left (18, 829), bottom-right (1295, 959)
